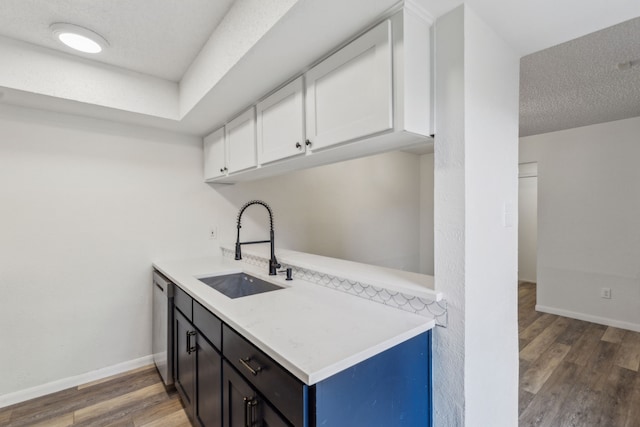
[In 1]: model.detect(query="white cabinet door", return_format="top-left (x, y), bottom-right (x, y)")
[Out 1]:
top-left (257, 77), bottom-right (305, 164)
top-left (203, 127), bottom-right (226, 181)
top-left (305, 20), bottom-right (392, 151)
top-left (226, 108), bottom-right (257, 173)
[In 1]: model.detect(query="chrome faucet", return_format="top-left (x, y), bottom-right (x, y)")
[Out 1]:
top-left (235, 200), bottom-right (281, 275)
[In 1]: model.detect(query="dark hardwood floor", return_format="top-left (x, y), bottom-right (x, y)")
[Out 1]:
top-left (519, 281), bottom-right (640, 427)
top-left (2, 284), bottom-right (638, 426)
top-left (0, 365), bottom-right (189, 427)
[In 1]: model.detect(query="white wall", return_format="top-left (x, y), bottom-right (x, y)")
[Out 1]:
top-left (0, 105), bottom-right (237, 402)
top-left (420, 153), bottom-right (435, 275)
top-left (518, 164), bottom-right (538, 282)
top-left (433, 6), bottom-right (519, 426)
top-left (214, 150), bottom-right (425, 272)
top-left (520, 116), bottom-right (640, 332)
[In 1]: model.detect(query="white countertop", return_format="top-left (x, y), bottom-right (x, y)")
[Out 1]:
top-left (153, 253), bottom-right (436, 385)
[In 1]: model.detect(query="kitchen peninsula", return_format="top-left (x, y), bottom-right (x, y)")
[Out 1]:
top-left (154, 245), bottom-right (442, 427)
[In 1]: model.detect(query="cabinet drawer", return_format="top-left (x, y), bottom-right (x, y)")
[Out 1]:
top-left (174, 286), bottom-right (193, 320)
top-left (223, 325), bottom-right (305, 427)
top-left (193, 301), bottom-right (222, 351)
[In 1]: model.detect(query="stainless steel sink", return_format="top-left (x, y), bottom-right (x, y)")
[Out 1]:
top-left (198, 273), bottom-right (282, 299)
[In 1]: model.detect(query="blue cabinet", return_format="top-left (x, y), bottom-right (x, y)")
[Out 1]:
top-left (312, 332), bottom-right (432, 427)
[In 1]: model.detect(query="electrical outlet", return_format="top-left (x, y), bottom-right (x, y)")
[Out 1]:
top-left (601, 287), bottom-right (611, 299)
top-left (209, 226), bottom-right (218, 240)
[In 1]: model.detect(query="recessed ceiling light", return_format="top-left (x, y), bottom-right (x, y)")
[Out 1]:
top-left (50, 23), bottom-right (108, 54)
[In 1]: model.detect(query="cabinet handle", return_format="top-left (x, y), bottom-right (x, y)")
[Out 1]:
top-left (239, 357), bottom-right (262, 376)
top-left (305, 139), bottom-right (312, 148)
top-left (187, 331), bottom-right (197, 354)
top-left (295, 142), bottom-right (302, 150)
top-left (243, 397), bottom-right (258, 427)
top-left (220, 167), bottom-right (228, 173)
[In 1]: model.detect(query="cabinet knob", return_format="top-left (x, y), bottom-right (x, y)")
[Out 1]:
top-left (295, 142), bottom-right (302, 150)
top-left (220, 168), bottom-right (224, 173)
top-left (305, 139), bottom-right (312, 148)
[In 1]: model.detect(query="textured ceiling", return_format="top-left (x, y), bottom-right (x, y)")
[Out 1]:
top-left (0, 0), bottom-right (236, 81)
top-left (520, 16), bottom-right (640, 137)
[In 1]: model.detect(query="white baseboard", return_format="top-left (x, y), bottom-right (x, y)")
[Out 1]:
top-left (536, 305), bottom-right (640, 333)
top-left (0, 355), bottom-right (154, 409)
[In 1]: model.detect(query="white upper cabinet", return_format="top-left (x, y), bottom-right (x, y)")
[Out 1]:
top-left (203, 127), bottom-right (226, 180)
top-left (226, 108), bottom-right (257, 173)
top-left (256, 77), bottom-right (306, 164)
top-left (305, 20), bottom-right (392, 151)
top-left (205, 6), bottom-right (432, 184)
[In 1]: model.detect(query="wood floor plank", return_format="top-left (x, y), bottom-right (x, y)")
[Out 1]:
top-left (587, 340), bottom-right (620, 378)
top-left (0, 408), bottom-right (12, 424)
top-left (26, 412), bottom-right (75, 427)
top-left (520, 358), bottom-right (531, 377)
top-left (548, 367), bottom-right (605, 427)
top-left (554, 317), bottom-right (589, 346)
top-left (73, 383), bottom-right (166, 424)
top-left (132, 397), bottom-right (184, 427)
top-left (602, 326), bottom-right (627, 344)
top-left (5, 388), bottom-right (83, 426)
top-left (624, 374), bottom-right (640, 427)
top-left (137, 408), bottom-right (191, 427)
top-left (521, 342), bottom-right (571, 394)
top-left (520, 316), bottom-right (570, 362)
top-left (519, 389), bottom-right (535, 416)
top-left (73, 391), bottom-right (171, 427)
top-left (563, 322), bottom-right (606, 366)
top-left (0, 366), bottom-right (183, 427)
top-left (596, 365), bottom-right (638, 427)
top-left (520, 313), bottom-right (557, 343)
top-left (518, 361), bottom-right (582, 427)
top-left (8, 367), bottom-right (161, 424)
top-left (615, 330), bottom-right (640, 372)
top-left (519, 301), bottom-right (543, 331)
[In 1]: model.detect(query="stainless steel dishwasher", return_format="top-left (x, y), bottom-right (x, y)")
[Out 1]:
top-left (152, 270), bottom-right (174, 386)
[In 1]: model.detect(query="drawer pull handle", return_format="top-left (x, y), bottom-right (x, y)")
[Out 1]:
top-left (187, 331), bottom-right (197, 354)
top-left (239, 357), bottom-right (262, 376)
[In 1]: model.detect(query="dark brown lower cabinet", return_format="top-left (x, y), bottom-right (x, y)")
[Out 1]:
top-left (196, 334), bottom-right (222, 427)
top-left (174, 308), bottom-right (196, 416)
top-left (174, 302), bottom-right (222, 427)
top-left (222, 360), bottom-right (289, 427)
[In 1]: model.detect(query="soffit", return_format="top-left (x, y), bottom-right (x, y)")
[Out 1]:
top-left (0, 0), bottom-right (235, 82)
top-left (0, 0), bottom-right (638, 136)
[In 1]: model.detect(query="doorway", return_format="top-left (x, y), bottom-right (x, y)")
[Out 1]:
top-left (518, 162), bottom-right (537, 283)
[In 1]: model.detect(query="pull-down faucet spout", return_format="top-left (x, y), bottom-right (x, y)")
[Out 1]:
top-left (234, 200), bottom-right (280, 275)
